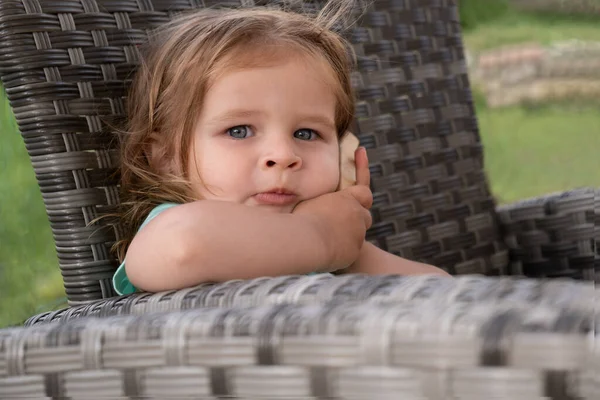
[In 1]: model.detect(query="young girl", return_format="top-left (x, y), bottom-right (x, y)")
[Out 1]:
top-left (113, 1), bottom-right (448, 295)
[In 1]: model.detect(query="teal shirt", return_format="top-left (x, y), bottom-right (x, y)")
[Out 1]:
top-left (112, 203), bottom-right (179, 295)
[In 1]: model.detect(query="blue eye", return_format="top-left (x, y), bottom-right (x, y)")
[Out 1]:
top-left (294, 129), bottom-right (317, 141)
top-left (227, 125), bottom-right (253, 139)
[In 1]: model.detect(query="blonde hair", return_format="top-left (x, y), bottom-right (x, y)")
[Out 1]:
top-left (116, 1), bottom-right (362, 261)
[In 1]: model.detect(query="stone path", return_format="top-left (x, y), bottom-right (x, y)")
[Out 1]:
top-left (467, 40), bottom-right (600, 107)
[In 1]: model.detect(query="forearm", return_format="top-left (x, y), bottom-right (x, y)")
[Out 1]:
top-left (343, 242), bottom-right (450, 276)
top-left (126, 200), bottom-right (330, 291)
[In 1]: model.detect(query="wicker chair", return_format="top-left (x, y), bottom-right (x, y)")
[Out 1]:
top-left (0, 0), bottom-right (597, 398)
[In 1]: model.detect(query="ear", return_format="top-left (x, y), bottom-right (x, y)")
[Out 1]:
top-left (145, 131), bottom-right (180, 176)
top-left (338, 131), bottom-right (360, 190)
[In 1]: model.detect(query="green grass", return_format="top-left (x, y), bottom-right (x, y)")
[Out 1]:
top-left (477, 101), bottom-right (600, 204)
top-left (0, 91), bottom-right (65, 328)
top-left (463, 8), bottom-right (600, 52)
top-left (462, 5), bottom-right (600, 201)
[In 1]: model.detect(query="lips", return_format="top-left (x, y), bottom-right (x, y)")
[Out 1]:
top-left (253, 189), bottom-right (298, 206)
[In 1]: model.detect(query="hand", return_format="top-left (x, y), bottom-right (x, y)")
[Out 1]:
top-left (293, 147), bottom-right (373, 272)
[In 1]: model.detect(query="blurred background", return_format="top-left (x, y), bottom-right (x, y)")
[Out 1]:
top-left (1, 0), bottom-right (600, 327)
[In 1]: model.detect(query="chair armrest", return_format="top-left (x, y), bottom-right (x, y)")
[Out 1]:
top-left (25, 274), bottom-right (595, 326)
top-left (5, 293), bottom-right (598, 399)
top-left (496, 188), bottom-right (599, 281)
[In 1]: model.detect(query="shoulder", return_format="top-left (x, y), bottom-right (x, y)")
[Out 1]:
top-left (139, 202), bottom-right (180, 231)
top-left (113, 202), bottom-right (181, 295)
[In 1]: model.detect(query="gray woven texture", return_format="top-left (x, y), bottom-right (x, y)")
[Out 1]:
top-left (25, 274), bottom-right (596, 326)
top-left (1, 276), bottom-right (598, 399)
top-left (498, 188), bottom-right (600, 281)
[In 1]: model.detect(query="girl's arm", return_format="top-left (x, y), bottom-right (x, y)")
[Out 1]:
top-left (125, 200), bottom-right (331, 292)
top-left (343, 241), bottom-right (451, 276)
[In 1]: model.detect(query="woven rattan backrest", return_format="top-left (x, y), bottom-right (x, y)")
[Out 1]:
top-left (0, 0), bottom-right (508, 305)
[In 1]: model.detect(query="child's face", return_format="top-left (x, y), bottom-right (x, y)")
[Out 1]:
top-left (188, 52), bottom-right (342, 213)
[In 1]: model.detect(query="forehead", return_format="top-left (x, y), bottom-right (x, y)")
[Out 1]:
top-left (200, 48), bottom-right (339, 119)
top-left (209, 44), bottom-right (339, 93)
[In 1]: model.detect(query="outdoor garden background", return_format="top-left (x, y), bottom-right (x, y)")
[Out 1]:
top-left (2, 0), bottom-right (600, 327)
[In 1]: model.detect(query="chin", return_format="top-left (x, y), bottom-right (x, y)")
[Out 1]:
top-left (263, 204), bottom-right (295, 213)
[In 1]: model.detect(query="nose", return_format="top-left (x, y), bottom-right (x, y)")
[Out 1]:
top-left (260, 138), bottom-right (302, 171)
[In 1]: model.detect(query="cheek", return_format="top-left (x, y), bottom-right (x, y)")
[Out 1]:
top-left (186, 138), bottom-right (221, 198)
top-left (188, 136), bottom-right (225, 180)
top-left (309, 148), bottom-right (341, 193)
top-left (188, 138), bottom-right (251, 198)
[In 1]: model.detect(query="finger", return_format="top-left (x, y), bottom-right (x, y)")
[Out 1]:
top-left (363, 209), bottom-right (373, 230)
top-left (354, 147), bottom-right (370, 188)
top-left (346, 185), bottom-right (373, 209)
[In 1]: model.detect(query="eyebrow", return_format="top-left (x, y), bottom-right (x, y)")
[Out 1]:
top-left (210, 109), bottom-right (266, 124)
top-left (209, 109), bottom-right (336, 131)
top-left (301, 115), bottom-right (336, 131)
